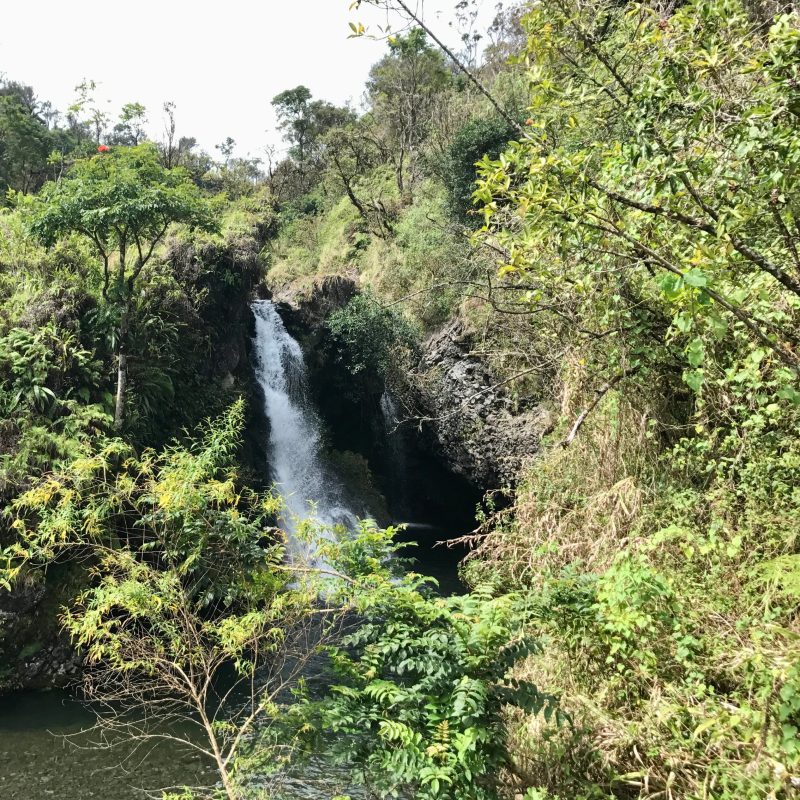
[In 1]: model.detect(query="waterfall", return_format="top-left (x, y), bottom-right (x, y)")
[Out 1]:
top-left (251, 300), bottom-right (358, 557)
top-left (379, 389), bottom-right (408, 516)
top-left (379, 390), bottom-right (400, 432)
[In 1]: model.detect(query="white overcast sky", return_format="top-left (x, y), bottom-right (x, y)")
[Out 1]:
top-left (0, 0), bottom-right (496, 160)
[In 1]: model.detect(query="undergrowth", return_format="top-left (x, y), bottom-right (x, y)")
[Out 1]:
top-left (464, 384), bottom-right (800, 799)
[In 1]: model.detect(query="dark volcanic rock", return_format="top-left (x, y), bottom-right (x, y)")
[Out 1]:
top-left (272, 275), bottom-right (358, 337)
top-left (405, 317), bottom-right (553, 490)
top-left (0, 570), bottom-right (83, 692)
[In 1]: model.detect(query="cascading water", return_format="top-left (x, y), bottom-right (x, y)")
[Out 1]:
top-left (379, 389), bottom-right (408, 515)
top-left (251, 300), bottom-right (358, 558)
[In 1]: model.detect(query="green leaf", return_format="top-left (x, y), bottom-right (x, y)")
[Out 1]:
top-left (683, 269), bottom-right (709, 288)
top-left (686, 338), bottom-right (705, 368)
top-left (684, 368), bottom-right (705, 393)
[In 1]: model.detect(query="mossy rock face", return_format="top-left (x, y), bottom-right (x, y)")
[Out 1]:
top-left (0, 563), bottom-right (86, 693)
top-left (327, 449), bottom-right (390, 526)
top-left (265, 291), bottom-right (483, 529)
top-left (19, 641), bottom-right (44, 660)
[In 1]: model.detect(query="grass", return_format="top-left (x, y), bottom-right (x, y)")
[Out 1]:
top-left (461, 389), bottom-right (800, 799)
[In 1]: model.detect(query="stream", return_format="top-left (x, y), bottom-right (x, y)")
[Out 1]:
top-left (0, 300), bottom-right (469, 799)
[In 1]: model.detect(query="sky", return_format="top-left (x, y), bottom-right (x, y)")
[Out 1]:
top-left (0, 0), bottom-right (495, 161)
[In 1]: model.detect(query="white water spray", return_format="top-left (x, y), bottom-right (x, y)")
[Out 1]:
top-left (251, 300), bottom-right (358, 557)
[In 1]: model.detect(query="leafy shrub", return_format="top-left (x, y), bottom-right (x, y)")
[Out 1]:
top-left (318, 582), bottom-right (563, 800)
top-left (438, 115), bottom-right (517, 225)
top-left (0, 323), bottom-right (101, 415)
top-left (326, 292), bottom-right (419, 380)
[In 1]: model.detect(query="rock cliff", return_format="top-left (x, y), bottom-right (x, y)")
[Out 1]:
top-left (406, 317), bottom-right (553, 489)
top-left (271, 277), bottom-right (552, 494)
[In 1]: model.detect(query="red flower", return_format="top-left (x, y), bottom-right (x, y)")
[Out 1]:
top-left (97, 144), bottom-right (110, 153)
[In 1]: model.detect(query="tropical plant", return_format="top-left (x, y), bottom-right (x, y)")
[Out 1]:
top-left (315, 579), bottom-right (563, 800)
top-left (0, 322), bottom-right (101, 415)
top-left (326, 292), bottom-right (419, 380)
top-left (28, 143), bottom-right (217, 428)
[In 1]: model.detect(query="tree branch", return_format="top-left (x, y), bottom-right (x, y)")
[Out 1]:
top-left (366, 0), bottom-right (523, 133)
top-left (560, 368), bottom-right (638, 448)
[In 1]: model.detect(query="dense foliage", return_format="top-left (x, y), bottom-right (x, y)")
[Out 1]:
top-left (327, 292), bottom-right (419, 379)
top-left (460, 0), bottom-right (800, 797)
top-left (29, 143), bottom-right (217, 428)
top-left (2, 0), bottom-right (800, 797)
top-left (320, 583), bottom-right (562, 799)
top-left (259, 0), bottom-right (800, 795)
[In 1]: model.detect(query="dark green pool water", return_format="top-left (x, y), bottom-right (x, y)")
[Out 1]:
top-left (0, 690), bottom-right (216, 798)
top-left (0, 529), bottom-right (463, 799)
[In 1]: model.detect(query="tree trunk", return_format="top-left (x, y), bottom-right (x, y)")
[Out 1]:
top-left (114, 302), bottom-right (130, 430)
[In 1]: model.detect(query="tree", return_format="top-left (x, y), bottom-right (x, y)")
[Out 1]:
top-left (271, 86), bottom-right (356, 196)
top-left (215, 136), bottom-right (236, 165)
top-left (437, 115), bottom-right (517, 225)
top-left (0, 78), bottom-right (94, 194)
top-left (161, 101), bottom-right (178, 167)
top-left (322, 119), bottom-right (395, 236)
top-left (366, 29), bottom-right (452, 201)
top-left (351, 2), bottom-right (521, 135)
top-left (110, 101), bottom-right (148, 146)
top-left (29, 143), bottom-right (217, 429)
top-left (272, 86), bottom-right (314, 169)
top-left (0, 93), bottom-right (53, 195)
top-left (483, 2), bottom-right (528, 76)
top-left (69, 80), bottom-right (110, 144)
top-left (451, 0), bottom-right (484, 68)
top-left (158, 104), bottom-right (214, 180)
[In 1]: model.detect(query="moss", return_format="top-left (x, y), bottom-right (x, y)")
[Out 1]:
top-left (268, 195), bottom-right (363, 287)
top-left (327, 449), bottom-right (390, 526)
top-left (18, 641), bottom-right (43, 660)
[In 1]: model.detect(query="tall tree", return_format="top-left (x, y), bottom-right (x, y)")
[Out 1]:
top-left (69, 80), bottom-right (110, 143)
top-left (366, 28), bottom-right (452, 201)
top-left (271, 86), bottom-right (355, 196)
top-left (215, 136), bottom-right (236, 165)
top-left (110, 101), bottom-right (148, 146)
top-left (351, 1), bottom-right (521, 133)
top-left (29, 143), bottom-right (217, 428)
top-left (0, 93), bottom-right (53, 195)
top-left (272, 85), bottom-right (314, 170)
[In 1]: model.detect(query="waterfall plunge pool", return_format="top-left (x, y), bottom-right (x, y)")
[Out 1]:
top-left (0, 300), bottom-right (474, 798)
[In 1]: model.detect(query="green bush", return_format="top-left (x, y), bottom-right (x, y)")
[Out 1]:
top-left (319, 583), bottom-right (563, 800)
top-left (438, 116), bottom-right (517, 225)
top-left (326, 292), bottom-right (419, 380)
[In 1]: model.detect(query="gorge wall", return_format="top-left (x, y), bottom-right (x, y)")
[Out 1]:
top-left (270, 277), bottom-right (552, 524)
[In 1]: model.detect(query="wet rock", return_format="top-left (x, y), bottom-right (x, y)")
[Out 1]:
top-left (271, 275), bottom-right (358, 336)
top-left (0, 576), bottom-right (83, 693)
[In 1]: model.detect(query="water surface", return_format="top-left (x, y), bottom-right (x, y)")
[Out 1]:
top-left (0, 302), bottom-right (469, 798)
